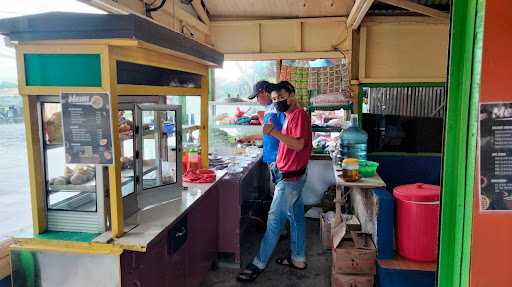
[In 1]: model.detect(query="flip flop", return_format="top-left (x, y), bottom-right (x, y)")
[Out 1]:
top-left (275, 254), bottom-right (307, 270)
top-left (237, 263), bottom-right (264, 282)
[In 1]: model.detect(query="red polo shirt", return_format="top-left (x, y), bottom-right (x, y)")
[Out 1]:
top-left (276, 107), bottom-right (312, 173)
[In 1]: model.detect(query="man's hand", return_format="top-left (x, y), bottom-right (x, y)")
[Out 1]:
top-left (264, 116), bottom-right (305, 151)
top-left (263, 117), bottom-right (274, 135)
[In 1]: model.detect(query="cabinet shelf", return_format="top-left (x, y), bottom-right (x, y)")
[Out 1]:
top-left (311, 153), bottom-right (331, 160)
top-left (308, 103), bottom-right (352, 111)
top-left (48, 180), bottom-right (96, 193)
top-left (45, 143), bottom-right (63, 150)
top-left (210, 101), bottom-right (259, 106)
top-left (183, 125), bottom-right (200, 132)
top-left (119, 129), bottom-right (156, 141)
top-left (121, 165), bottom-right (157, 178)
top-left (214, 124), bottom-right (261, 128)
top-left (120, 133), bottom-right (134, 142)
top-left (312, 126), bottom-right (343, 133)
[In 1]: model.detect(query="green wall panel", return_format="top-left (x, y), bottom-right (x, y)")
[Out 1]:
top-left (24, 54), bottom-right (102, 87)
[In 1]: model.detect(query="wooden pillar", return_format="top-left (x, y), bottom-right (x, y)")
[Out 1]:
top-left (21, 94), bottom-right (46, 234)
top-left (200, 72), bottom-right (209, 168)
top-left (105, 47), bottom-right (124, 238)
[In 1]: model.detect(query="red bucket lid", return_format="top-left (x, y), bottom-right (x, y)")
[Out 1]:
top-left (393, 183), bottom-right (441, 202)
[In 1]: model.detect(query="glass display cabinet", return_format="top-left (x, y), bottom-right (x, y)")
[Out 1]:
top-left (208, 101), bottom-right (265, 156)
top-left (0, 12), bottom-right (221, 238)
top-left (38, 96), bottom-right (183, 233)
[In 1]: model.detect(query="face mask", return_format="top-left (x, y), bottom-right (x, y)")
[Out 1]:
top-left (274, 99), bottom-right (290, 112)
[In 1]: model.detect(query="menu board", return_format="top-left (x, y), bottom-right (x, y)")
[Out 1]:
top-left (479, 102), bottom-right (512, 211)
top-left (61, 92), bottom-right (113, 165)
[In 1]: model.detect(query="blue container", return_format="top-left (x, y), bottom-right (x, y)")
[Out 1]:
top-left (162, 121), bottom-right (175, 134)
top-left (340, 114), bottom-right (368, 160)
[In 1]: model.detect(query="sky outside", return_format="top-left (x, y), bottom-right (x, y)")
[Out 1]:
top-left (0, 0), bottom-right (104, 84)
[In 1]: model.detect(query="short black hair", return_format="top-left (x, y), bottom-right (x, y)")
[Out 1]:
top-left (266, 83), bottom-right (279, 93)
top-left (264, 82), bottom-right (276, 93)
top-left (277, 81), bottom-right (295, 94)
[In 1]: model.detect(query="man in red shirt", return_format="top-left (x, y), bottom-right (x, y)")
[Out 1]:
top-left (238, 81), bottom-right (312, 282)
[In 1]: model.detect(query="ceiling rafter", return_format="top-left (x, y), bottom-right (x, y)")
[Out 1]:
top-left (191, 0), bottom-right (210, 25)
top-left (347, 0), bottom-right (375, 30)
top-left (81, 0), bottom-right (210, 39)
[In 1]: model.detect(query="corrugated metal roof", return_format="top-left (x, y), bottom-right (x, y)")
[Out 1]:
top-left (412, 0), bottom-right (450, 5)
top-left (368, 0), bottom-right (450, 16)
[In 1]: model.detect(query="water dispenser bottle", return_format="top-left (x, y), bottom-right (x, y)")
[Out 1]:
top-left (340, 114), bottom-right (368, 160)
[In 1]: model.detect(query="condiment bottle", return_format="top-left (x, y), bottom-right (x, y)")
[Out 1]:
top-left (182, 149), bottom-right (189, 173)
top-left (188, 146), bottom-right (199, 172)
top-left (342, 158), bottom-right (360, 182)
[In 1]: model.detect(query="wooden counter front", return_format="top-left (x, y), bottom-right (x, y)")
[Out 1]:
top-left (94, 170), bottom-right (226, 251)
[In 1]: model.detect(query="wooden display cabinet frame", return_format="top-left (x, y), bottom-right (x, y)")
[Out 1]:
top-left (14, 39), bottom-right (211, 239)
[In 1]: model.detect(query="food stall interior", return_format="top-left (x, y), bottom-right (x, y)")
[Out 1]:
top-left (207, 58), bottom-right (446, 287)
top-left (0, 2), bottom-right (475, 286)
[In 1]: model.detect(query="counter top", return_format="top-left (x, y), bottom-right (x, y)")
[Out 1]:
top-left (93, 170), bottom-right (227, 251)
top-left (221, 155), bottom-right (262, 181)
top-left (333, 164), bottom-right (386, 189)
top-left (332, 163), bottom-right (386, 226)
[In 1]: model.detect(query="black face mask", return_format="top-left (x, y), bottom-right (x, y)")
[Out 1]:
top-left (274, 99), bottom-right (290, 112)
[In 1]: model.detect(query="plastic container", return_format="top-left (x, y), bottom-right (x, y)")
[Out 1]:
top-left (359, 160), bottom-right (379, 177)
top-left (188, 147), bottom-right (200, 172)
top-left (340, 114), bottom-right (368, 160)
top-left (393, 183), bottom-right (441, 262)
top-left (341, 158), bottom-right (360, 182)
top-left (162, 121), bottom-right (175, 134)
top-left (182, 151), bottom-right (189, 173)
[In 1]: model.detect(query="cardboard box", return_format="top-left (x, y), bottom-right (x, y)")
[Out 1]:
top-left (345, 215), bottom-right (362, 236)
top-left (320, 213), bottom-right (334, 250)
top-left (332, 273), bottom-right (375, 287)
top-left (332, 231), bottom-right (377, 275)
top-left (321, 214), bottom-right (362, 249)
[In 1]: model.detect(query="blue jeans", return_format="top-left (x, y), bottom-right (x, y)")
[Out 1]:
top-left (253, 174), bottom-right (307, 269)
top-left (269, 162), bottom-right (283, 184)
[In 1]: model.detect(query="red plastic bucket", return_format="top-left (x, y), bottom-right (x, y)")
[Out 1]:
top-left (393, 183), bottom-right (441, 262)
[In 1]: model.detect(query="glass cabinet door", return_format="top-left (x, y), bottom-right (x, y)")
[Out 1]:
top-left (118, 107), bottom-right (138, 217)
top-left (136, 104), bottom-right (182, 207)
top-left (40, 98), bottom-right (106, 233)
top-left (42, 102), bottom-right (98, 212)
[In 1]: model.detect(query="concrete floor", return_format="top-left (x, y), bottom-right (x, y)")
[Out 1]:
top-left (201, 218), bottom-right (332, 287)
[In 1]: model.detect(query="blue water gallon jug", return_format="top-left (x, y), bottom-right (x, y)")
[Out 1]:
top-left (340, 114), bottom-right (368, 160)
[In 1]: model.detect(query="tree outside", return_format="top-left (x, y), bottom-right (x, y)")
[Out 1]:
top-left (214, 61), bottom-right (277, 100)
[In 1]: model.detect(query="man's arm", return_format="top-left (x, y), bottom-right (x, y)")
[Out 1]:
top-left (269, 129), bottom-right (304, 151)
top-left (263, 115), bottom-right (305, 151)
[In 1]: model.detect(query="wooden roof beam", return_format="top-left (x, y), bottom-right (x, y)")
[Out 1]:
top-left (378, 0), bottom-right (449, 20)
top-left (347, 0), bottom-right (375, 30)
top-left (191, 0), bottom-right (209, 25)
top-left (82, 0), bottom-right (209, 34)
